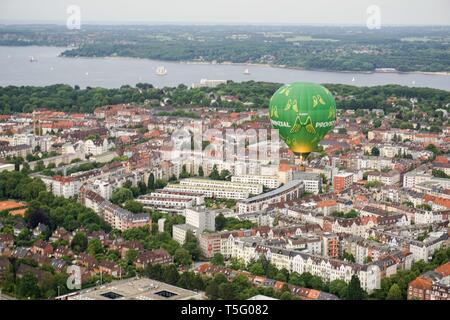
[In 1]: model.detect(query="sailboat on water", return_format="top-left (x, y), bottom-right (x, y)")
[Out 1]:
top-left (244, 68), bottom-right (250, 75)
top-left (156, 66), bottom-right (168, 76)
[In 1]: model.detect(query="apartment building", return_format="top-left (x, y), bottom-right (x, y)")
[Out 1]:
top-left (238, 180), bottom-right (304, 214)
top-left (42, 175), bottom-right (81, 198)
top-left (408, 262), bottom-right (450, 300)
top-left (100, 201), bottom-right (151, 231)
top-left (333, 172), bottom-right (354, 194)
top-left (322, 233), bottom-right (339, 258)
top-left (181, 178), bottom-right (263, 195)
top-left (408, 231), bottom-right (448, 262)
top-left (231, 174), bottom-right (280, 189)
top-left (228, 238), bottom-right (386, 293)
top-left (79, 187), bottom-right (151, 231)
top-left (136, 189), bottom-right (204, 213)
top-left (84, 138), bottom-right (109, 156)
top-left (198, 230), bottom-right (251, 259)
top-left (356, 156), bottom-right (395, 171)
top-left (367, 170), bottom-right (401, 186)
top-left (164, 178), bottom-right (263, 200)
top-left (172, 208), bottom-right (216, 244)
top-left (291, 172), bottom-right (322, 194)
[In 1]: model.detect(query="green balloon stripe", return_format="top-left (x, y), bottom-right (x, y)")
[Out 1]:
top-left (269, 82), bottom-right (336, 156)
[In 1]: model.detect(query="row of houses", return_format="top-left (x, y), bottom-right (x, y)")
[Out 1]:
top-left (79, 187), bottom-right (151, 231)
top-left (225, 237), bottom-right (413, 293)
top-left (197, 263), bottom-right (339, 300)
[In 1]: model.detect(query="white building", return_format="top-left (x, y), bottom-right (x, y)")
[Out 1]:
top-left (414, 211), bottom-right (444, 225)
top-left (184, 208), bottom-right (216, 232)
top-left (93, 179), bottom-right (113, 200)
top-left (191, 79), bottom-right (227, 88)
top-left (137, 189), bottom-right (204, 214)
top-left (228, 238), bottom-right (384, 293)
top-left (408, 231), bottom-right (448, 262)
top-left (291, 172), bottom-right (322, 194)
top-left (84, 138), bottom-right (109, 156)
top-left (172, 208), bottom-right (216, 244)
top-left (41, 175), bottom-right (81, 198)
top-left (164, 178), bottom-right (263, 200)
top-left (403, 170), bottom-right (432, 189)
top-left (231, 175), bottom-right (280, 189)
top-left (367, 170), bottom-right (401, 186)
top-left (356, 156), bottom-right (394, 171)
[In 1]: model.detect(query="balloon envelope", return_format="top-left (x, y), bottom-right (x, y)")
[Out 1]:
top-left (269, 82), bottom-right (336, 156)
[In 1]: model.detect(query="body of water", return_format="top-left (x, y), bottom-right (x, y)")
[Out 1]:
top-left (0, 46), bottom-right (449, 90)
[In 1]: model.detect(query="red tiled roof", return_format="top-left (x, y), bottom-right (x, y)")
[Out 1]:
top-left (409, 277), bottom-right (432, 290)
top-left (435, 262), bottom-right (450, 277)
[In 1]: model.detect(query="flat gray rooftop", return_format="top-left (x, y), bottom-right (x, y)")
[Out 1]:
top-left (65, 277), bottom-right (204, 300)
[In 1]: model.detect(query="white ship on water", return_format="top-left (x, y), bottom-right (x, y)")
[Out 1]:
top-left (30, 56), bottom-right (37, 62)
top-left (244, 68), bottom-right (250, 75)
top-left (156, 66), bottom-right (168, 76)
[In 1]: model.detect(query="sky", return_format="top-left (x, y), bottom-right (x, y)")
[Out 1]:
top-left (0, 0), bottom-right (449, 26)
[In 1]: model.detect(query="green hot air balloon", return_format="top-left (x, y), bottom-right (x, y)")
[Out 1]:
top-left (269, 82), bottom-right (336, 163)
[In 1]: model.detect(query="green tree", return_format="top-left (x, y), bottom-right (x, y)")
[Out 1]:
top-left (345, 275), bottom-right (365, 300)
top-left (329, 279), bottom-right (348, 298)
top-left (218, 282), bottom-right (235, 300)
top-left (162, 264), bottom-right (180, 285)
top-left (155, 179), bottom-right (167, 189)
top-left (386, 284), bottom-right (403, 300)
top-left (16, 273), bottom-right (41, 299)
top-left (209, 165), bottom-right (220, 180)
top-left (87, 238), bottom-right (104, 256)
top-left (123, 200), bottom-right (144, 213)
top-left (373, 119), bottom-right (382, 128)
top-left (174, 248), bottom-right (192, 267)
top-left (371, 147), bottom-right (380, 157)
top-left (198, 166), bottom-right (204, 177)
top-left (215, 213), bottom-right (226, 231)
top-left (432, 169), bottom-right (449, 179)
top-left (147, 173), bottom-right (155, 191)
top-left (34, 160), bottom-right (45, 172)
top-left (342, 251), bottom-right (356, 263)
top-left (210, 253), bottom-right (225, 266)
top-left (125, 249), bottom-right (138, 263)
top-left (180, 165), bottom-right (190, 179)
top-left (425, 144), bottom-right (441, 157)
top-left (213, 273), bottom-right (228, 285)
top-left (25, 207), bottom-right (50, 229)
top-left (219, 169), bottom-right (231, 181)
top-left (205, 281), bottom-right (219, 299)
top-left (183, 230), bottom-right (201, 261)
top-left (280, 291), bottom-right (292, 300)
top-left (137, 181), bottom-right (147, 195)
top-left (111, 187), bottom-right (134, 205)
top-left (71, 232), bottom-right (88, 253)
top-left (248, 261), bottom-right (265, 276)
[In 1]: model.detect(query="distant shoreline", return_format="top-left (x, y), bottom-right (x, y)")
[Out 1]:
top-left (182, 61), bottom-right (450, 76)
top-left (58, 48), bottom-right (450, 77)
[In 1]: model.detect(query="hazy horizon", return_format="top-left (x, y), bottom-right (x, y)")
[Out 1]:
top-left (1, 0), bottom-right (449, 26)
top-left (1, 21), bottom-right (450, 28)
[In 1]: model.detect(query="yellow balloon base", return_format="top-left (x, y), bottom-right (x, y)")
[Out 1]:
top-left (297, 153), bottom-right (308, 172)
